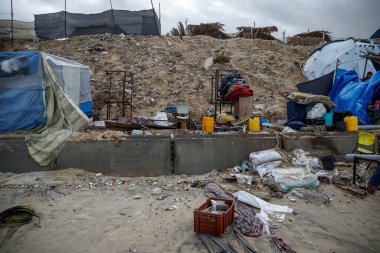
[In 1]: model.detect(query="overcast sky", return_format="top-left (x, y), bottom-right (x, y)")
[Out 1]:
top-left (0, 0), bottom-right (379, 39)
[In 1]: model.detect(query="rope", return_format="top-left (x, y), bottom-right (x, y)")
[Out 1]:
top-left (203, 183), bottom-right (297, 253)
top-left (233, 201), bottom-right (263, 237)
top-left (0, 206), bottom-right (38, 226)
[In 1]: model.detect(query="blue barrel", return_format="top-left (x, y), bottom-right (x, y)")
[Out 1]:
top-left (323, 112), bottom-right (334, 126)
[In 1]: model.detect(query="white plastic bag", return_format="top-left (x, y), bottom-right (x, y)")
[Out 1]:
top-left (271, 167), bottom-right (319, 192)
top-left (249, 149), bottom-right (282, 166)
top-left (255, 160), bottom-right (282, 177)
top-left (233, 174), bottom-right (253, 185)
top-left (306, 103), bottom-right (326, 119)
top-left (153, 112), bottom-right (173, 126)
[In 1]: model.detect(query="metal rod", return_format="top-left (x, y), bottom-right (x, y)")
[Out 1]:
top-left (129, 72), bottom-right (134, 120)
top-left (64, 0), bottom-right (67, 38)
top-left (107, 73), bottom-right (112, 120)
top-left (122, 72), bottom-right (126, 117)
top-left (11, 0), bottom-right (13, 44)
top-left (359, 125), bottom-right (380, 130)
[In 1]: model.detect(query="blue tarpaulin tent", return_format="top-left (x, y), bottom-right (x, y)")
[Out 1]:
top-left (0, 52), bottom-right (92, 132)
top-left (329, 69), bottom-right (380, 124)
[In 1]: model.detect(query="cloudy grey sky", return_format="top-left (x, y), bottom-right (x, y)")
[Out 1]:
top-left (0, 0), bottom-right (379, 39)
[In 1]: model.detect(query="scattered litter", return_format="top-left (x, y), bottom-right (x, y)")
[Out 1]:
top-left (166, 205), bottom-right (178, 211)
top-left (151, 187), bottom-right (162, 195)
top-left (166, 39), bottom-right (173, 46)
top-left (95, 173), bottom-right (102, 177)
top-left (290, 189), bottom-right (304, 199)
top-left (287, 196), bottom-right (296, 202)
top-left (153, 112), bottom-right (173, 126)
top-left (291, 149), bottom-right (321, 171)
top-left (134, 195), bottom-right (142, 199)
top-left (157, 195), bottom-right (169, 200)
top-left (204, 57), bottom-right (213, 70)
top-left (272, 167), bottom-right (319, 192)
top-left (282, 126), bottom-right (296, 133)
top-left (234, 191), bottom-right (293, 223)
top-left (232, 174), bottom-right (253, 185)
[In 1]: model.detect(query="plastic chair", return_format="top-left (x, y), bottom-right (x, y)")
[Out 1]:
top-left (352, 131), bottom-right (377, 183)
top-left (356, 131), bottom-right (376, 154)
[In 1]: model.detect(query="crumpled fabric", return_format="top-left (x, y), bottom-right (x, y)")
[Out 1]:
top-left (287, 92), bottom-right (336, 109)
top-left (25, 54), bottom-right (89, 166)
top-left (225, 84), bottom-right (253, 101)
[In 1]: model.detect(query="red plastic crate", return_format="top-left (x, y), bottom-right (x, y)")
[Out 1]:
top-left (194, 197), bottom-right (235, 237)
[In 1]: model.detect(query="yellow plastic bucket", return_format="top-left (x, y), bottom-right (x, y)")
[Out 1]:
top-left (248, 117), bottom-right (260, 132)
top-left (344, 116), bottom-right (358, 132)
top-left (202, 117), bottom-right (214, 133)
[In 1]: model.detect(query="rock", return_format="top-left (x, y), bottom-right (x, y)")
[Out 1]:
top-left (151, 187), bottom-right (162, 195)
top-left (204, 57), bottom-right (214, 70)
top-left (134, 195), bottom-right (142, 199)
top-left (166, 205), bottom-right (178, 211)
top-left (273, 191), bottom-right (283, 199)
top-left (95, 173), bottom-right (102, 177)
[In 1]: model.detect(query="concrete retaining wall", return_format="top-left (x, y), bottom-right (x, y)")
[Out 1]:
top-left (0, 139), bottom-right (51, 173)
top-left (58, 136), bottom-right (172, 176)
top-left (174, 134), bottom-right (279, 175)
top-left (281, 132), bottom-right (358, 160)
top-left (0, 132), bottom-right (358, 176)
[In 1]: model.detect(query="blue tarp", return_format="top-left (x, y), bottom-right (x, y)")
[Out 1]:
top-left (328, 69), bottom-right (380, 124)
top-left (0, 52), bottom-right (92, 132)
top-left (0, 53), bottom-right (46, 132)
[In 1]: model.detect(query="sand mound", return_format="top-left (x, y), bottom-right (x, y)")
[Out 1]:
top-left (1, 35), bottom-right (314, 122)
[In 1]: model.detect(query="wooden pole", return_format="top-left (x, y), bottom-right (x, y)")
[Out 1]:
top-left (64, 0), bottom-right (67, 38)
top-left (11, 0), bottom-right (13, 43)
top-left (110, 0), bottom-right (117, 34)
top-left (283, 30), bottom-right (285, 43)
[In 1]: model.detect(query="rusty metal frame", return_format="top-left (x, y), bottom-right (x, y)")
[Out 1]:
top-left (210, 69), bottom-right (237, 119)
top-left (105, 70), bottom-right (134, 120)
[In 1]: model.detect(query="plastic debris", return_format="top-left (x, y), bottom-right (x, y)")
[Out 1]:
top-left (234, 191), bottom-right (293, 223)
top-left (151, 187), bottom-right (162, 195)
top-left (166, 205), bottom-right (178, 211)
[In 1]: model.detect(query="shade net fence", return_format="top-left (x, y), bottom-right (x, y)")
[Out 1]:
top-left (35, 9), bottom-right (160, 39)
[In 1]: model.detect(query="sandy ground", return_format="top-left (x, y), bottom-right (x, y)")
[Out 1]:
top-left (0, 168), bottom-right (379, 253)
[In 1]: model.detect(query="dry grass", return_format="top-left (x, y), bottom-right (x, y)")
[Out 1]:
top-left (236, 26), bottom-right (278, 40)
top-left (287, 30), bottom-right (331, 46)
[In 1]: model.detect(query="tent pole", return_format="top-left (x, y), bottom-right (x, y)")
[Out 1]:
top-left (363, 58), bottom-right (368, 79)
top-left (335, 59), bottom-right (340, 73)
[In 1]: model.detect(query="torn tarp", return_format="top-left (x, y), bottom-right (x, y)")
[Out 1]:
top-left (25, 54), bottom-right (89, 166)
